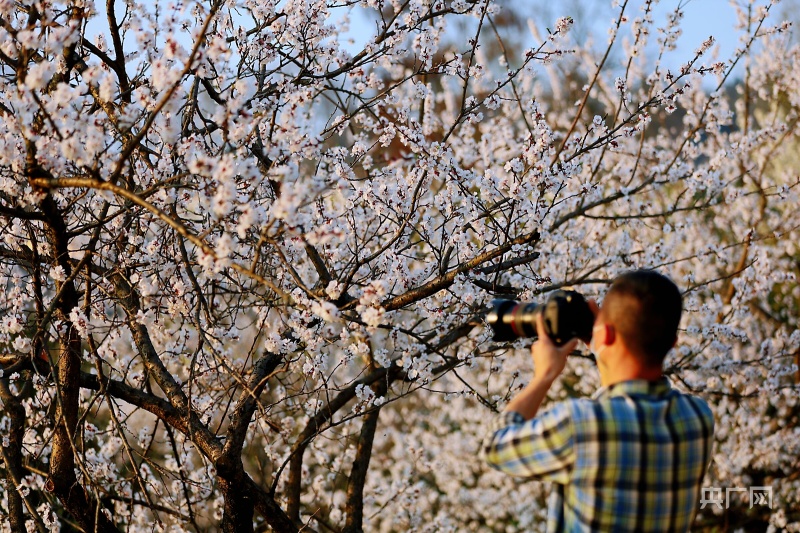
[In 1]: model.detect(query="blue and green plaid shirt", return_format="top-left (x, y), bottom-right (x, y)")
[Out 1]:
top-left (483, 378), bottom-right (714, 532)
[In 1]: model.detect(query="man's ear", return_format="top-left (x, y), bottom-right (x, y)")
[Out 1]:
top-left (602, 324), bottom-right (616, 346)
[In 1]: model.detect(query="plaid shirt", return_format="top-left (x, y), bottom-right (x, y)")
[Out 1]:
top-left (483, 379), bottom-right (714, 532)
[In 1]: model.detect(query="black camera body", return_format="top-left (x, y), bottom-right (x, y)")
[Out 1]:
top-left (486, 290), bottom-right (594, 346)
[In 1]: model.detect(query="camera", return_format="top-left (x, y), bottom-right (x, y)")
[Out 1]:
top-left (486, 290), bottom-right (594, 346)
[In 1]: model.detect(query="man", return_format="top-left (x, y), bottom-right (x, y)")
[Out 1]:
top-left (483, 269), bottom-right (714, 532)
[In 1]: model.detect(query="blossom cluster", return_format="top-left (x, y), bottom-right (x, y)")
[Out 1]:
top-left (0, 0), bottom-right (798, 531)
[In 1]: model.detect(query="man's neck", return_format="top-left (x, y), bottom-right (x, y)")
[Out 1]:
top-left (600, 352), bottom-right (664, 387)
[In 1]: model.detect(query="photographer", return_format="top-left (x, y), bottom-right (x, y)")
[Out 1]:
top-left (483, 270), bottom-right (714, 532)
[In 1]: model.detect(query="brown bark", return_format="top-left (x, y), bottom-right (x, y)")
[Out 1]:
top-left (105, 274), bottom-right (299, 531)
top-left (0, 380), bottom-right (31, 533)
top-left (342, 379), bottom-right (388, 533)
top-left (218, 351), bottom-right (287, 532)
top-left (110, 273), bottom-right (223, 459)
top-left (36, 186), bottom-right (117, 531)
top-left (219, 476), bottom-right (256, 533)
top-left (286, 317), bottom-right (477, 525)
top-left (247, 477), bottom-right (300, 533)
top-left (286, 367), bottom-right (392, 523)
top-left (369, 229), bottom-right (540, 312)
top-left (81, 369), bottom-right (299, 531)
top-left (222, 352), bottom-right (283, 459)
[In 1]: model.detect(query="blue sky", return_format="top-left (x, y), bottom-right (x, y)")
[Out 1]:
top-left (508, 0), bottom-right (794, 76)
top-left (338, 0), bottom-right (795, 84)
top-left (84, 0), bottom-right (797, 86)
top-left (623, 0), bottom-right (797, 83)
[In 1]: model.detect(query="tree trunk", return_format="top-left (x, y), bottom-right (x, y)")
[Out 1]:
top-left (219, 476), bottom-right (256, 533)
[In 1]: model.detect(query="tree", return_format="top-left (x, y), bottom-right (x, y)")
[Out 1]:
top-left (0, 0), bottom-right (798, 531)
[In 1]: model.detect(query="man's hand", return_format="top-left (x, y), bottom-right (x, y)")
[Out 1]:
top-left (503, 314), bottom-right (580, 419)
top-left (531, 312), bottom-right (578, 383)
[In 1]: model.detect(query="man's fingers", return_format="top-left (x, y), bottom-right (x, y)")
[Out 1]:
top-left (535, 312), bottom-right (552, 345)
top-left (561, 338), bottom-right (579, 354)
top-left (536, 313), bottom-right (579, 351)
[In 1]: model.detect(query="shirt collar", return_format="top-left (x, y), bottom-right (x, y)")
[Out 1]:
top-left (591, 378), bottom-right (672, 400)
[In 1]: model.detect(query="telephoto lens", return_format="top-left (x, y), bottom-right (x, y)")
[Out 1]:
top-left (485, 290), bottom-right (594, 346)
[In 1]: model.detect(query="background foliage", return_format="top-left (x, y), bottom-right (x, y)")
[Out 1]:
top-left (0, 0), bottom-right (798, 531)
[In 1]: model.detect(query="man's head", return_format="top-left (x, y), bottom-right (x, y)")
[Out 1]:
top-left (592, 269), bottom-right (682, 381)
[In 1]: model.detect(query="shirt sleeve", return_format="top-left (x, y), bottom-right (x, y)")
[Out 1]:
top-left (482, 402), bottom-right (575, 483)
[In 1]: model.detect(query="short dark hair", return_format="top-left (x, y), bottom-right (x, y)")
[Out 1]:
top-left (602, 269), bottom-right (682, 367)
